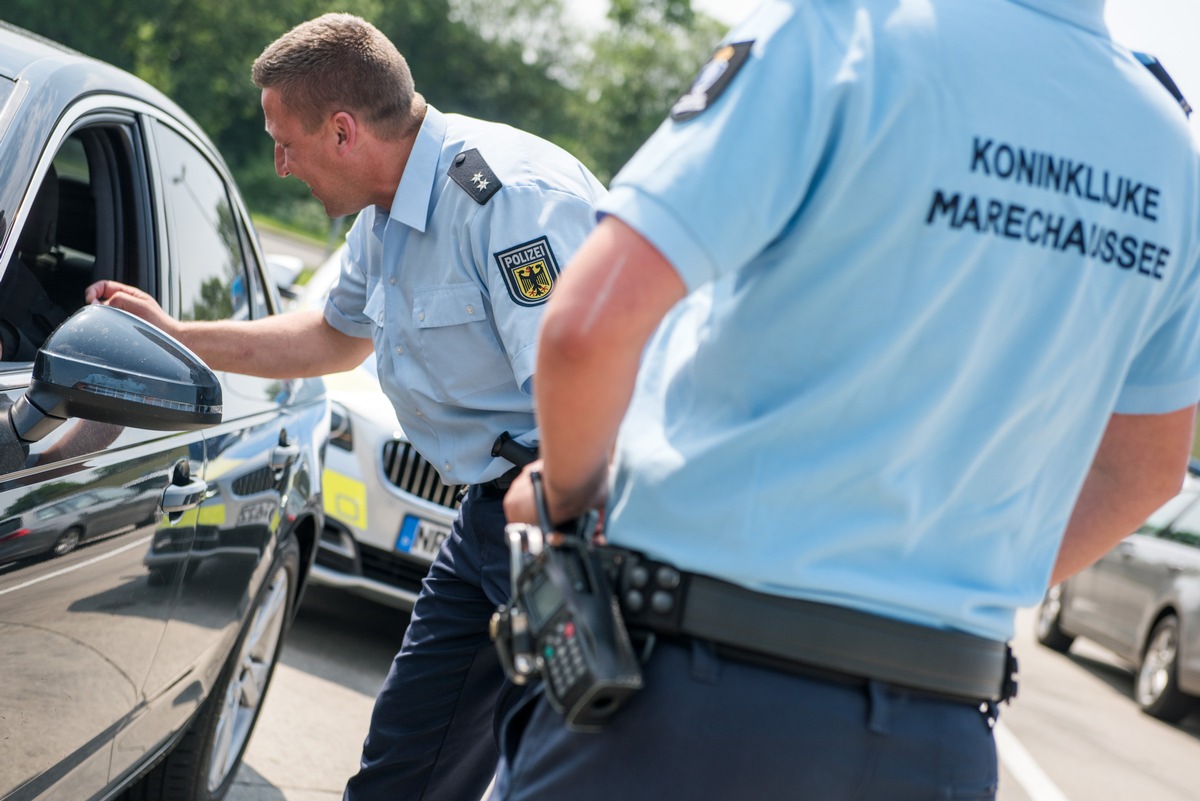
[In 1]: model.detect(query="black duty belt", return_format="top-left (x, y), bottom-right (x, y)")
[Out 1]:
top-left (480, 433), bottom-right (539, 498)
top-left (603, 548), bottom-right (1017, 704)
top-left (477, 464), bottom-right (524, 497)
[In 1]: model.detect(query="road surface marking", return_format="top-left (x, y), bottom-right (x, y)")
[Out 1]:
top-left (995, 720), bottom-right (1070, 801)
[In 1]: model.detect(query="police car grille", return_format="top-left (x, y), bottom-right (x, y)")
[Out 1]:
top-left (381, 440), bottom-right (465, 510)
top-left (231, 467), bottom-right (276, 496)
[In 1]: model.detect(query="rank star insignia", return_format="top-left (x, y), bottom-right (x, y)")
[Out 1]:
top-left (449, 148), bottom-right (502, 205)
top-left (494, 236), bottom-right (560, 307)
top-left (472, 174), bottom-right (490, 192)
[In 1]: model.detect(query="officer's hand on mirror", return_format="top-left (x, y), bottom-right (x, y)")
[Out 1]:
top-left (85, 280), bottom-right (178, 337)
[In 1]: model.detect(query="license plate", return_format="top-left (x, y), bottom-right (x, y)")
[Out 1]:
top-left (396, 516), bottom-right (451, 561)
top-left (237, 499), bottom-right (277, 526)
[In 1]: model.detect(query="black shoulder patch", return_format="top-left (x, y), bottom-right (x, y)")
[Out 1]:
top-left (670, 41), bottom-right (754, 122)
top-left (1134, 51), bottom-right (1192, 117)
top-left (494, 236), bottom-right (559, 307)
top-left (449, 148), bottom-right (503, 205)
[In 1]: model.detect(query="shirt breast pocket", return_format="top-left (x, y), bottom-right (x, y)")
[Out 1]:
top-left (413, 284), bottom-right (513, 402)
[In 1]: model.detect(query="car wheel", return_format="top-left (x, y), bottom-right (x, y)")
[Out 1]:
top-left (52, 527), bottom-right (82, 557)
top-left (129, 535), bottom-right (299, 801)
top-left (1135, 614), bottom-right (1197, 723)
top-left (1035, 583), bottom-right (1075, 653)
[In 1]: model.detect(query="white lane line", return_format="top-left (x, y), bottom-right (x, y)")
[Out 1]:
top-left (0, 534), bottom-right (154, 597)
top-left (995, 720), bottom-right (1071, 801)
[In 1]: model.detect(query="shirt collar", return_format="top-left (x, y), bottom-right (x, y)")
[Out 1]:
top-left (1005, 0), bottom-right (1108, 35)
top-left (385, 104), bottom-right (447, 233)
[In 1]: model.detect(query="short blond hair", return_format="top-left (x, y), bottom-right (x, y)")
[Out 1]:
top-left (252, 13), bottom-right (421, 140)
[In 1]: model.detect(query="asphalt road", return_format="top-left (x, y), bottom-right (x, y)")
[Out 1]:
top-left (996, 608), bottom-right (1200, 801)
top-left (257, 226), bottom-right (334, 274)
top-left (227, 585), bottom-right (408, 801)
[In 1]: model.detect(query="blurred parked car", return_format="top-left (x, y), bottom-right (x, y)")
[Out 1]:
top-left (1037, 460), bottom-right (1200, 723)
top-left (0, 484), bottom-right (159, 562)
top-left (298, 244), bottom-right (462, 609)
top-left (0, 22), bottom-right (327, 801)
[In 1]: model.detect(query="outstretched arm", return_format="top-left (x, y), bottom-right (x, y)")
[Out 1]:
top-left (1052, 406), bottom-right (1195, 584)
top-left (85, 280), bottom-right (373, 379)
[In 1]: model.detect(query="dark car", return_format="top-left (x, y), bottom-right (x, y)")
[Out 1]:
top-left (0, 22), bottom-right (328, 801)
top-left (1036, 461), bottom-right (1200, 723)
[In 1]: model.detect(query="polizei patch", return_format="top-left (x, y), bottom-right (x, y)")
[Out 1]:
top-left (670, 41), bottom-right (754, 122)
top-left (495, 236), bottom-right (559, 306)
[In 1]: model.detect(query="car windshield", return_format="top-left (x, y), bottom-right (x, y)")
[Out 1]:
top-left (0, 77), bottom-right (16, 127)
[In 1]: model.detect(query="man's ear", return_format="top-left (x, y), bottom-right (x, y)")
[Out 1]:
top-left (331, 111), bottom-right (357, 151)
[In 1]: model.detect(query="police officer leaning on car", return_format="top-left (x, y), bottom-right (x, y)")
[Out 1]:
top-left (85, 12), bottom-right (605, 801)
top-left (498, 1), bottom-right (1200, 799)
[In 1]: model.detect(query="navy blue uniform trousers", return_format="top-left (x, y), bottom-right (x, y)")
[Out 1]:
top-left (493, 638), bottom-right (999, 801)
top-left (345, 485), bottom-right (516, 801)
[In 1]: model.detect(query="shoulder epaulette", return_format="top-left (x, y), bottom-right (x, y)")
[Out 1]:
top-left (448, 148), bottom-right (503, 205)
top-left (1134, 51), bottom-right (1192, 117)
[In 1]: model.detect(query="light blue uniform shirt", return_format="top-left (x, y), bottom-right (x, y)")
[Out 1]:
top-left (601, 0), bottom-right (1200, 640)
top-left (325, 105), bottom-right (605, 484)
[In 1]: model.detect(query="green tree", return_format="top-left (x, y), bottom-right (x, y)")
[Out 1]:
top-left (3, 1), bottom-right (724, 227)
top-left (376, 0), bottom-right (577, 144)
top-left (561, 0), bottom-right (726, 182)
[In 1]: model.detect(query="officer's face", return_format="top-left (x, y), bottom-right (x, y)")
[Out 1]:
top-left (262, 88), bottom-right (353, 217)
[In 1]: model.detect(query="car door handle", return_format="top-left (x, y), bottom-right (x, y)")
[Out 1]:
top-left (270, 430), bottom-right (300, 473)
top-left (161, 478), bottom-right (208, 513)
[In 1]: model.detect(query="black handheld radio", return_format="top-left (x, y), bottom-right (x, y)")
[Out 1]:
top-left (489, 470), bottom-right (643, 731)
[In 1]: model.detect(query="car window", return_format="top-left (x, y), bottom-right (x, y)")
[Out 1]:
top-left (1136, 491), bottom-right (1199, 536)
top-left (35, 504), bottom-right (64, 521)
top-left (1158, 496), bottom-right (1200, 548)
top-left (1, 122), bottom-right (147, 363)
top-left (152, 122), bottom-right (255, 323)
top-left (0, 77), bottom-right (15, 114)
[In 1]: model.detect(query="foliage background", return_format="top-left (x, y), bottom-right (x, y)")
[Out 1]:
top-left (3, 0), bottom-right (725, 236)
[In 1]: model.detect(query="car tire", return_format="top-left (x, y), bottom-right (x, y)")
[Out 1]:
top-left (1035, 583), bottom-right (1075, 653)
top-left (52, 527), bottom-right (82, 557)
top-left (128, 534), bottom-right (299, 801)
top-left (1135, 614), bottom-right (1197, 723)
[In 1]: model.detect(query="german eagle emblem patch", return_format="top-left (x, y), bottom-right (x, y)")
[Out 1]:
top-left (495, 237), bottom-right (559, 306)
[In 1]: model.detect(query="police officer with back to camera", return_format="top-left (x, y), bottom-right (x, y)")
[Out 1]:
top-left (85, 12), bottom-right (605, 801)
top-left (498, 0), bottom-right (1200, 798)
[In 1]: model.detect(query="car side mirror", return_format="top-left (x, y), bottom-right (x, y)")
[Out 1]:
top-left (6, 304), bottom-right (223, 445)
top-left (266, 253), bottom-right (304, 301)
